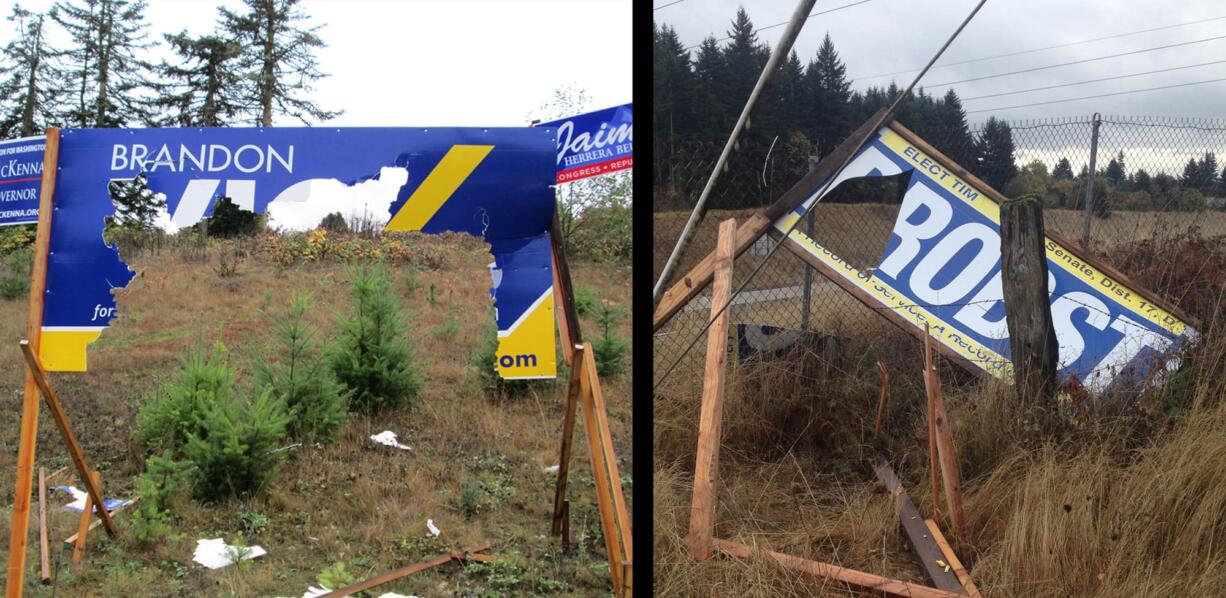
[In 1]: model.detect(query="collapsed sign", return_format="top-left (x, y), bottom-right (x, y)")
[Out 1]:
top-left (535, 103), bottom-right (632, 183)
top-left (774, 122), bottom-right (1195, 393)
top-left (42, 127), bottom-right (558, 379)
top-left (0, 136), bottom-right (44, 226)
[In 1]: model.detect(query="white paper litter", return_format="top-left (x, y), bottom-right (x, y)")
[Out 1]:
top-left (370, 430), bottom-right (412, 451)
top-left (298, 587), bottom-right (416, 598)
top-left (544, 464), bottom-right (560, 474)
top-left (192, 538), bottom-right (267, 569)
top-left (427, 518), bottom-right (441, 537)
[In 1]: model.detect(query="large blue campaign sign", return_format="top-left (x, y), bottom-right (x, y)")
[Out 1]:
top-left (774, 123), bottom-right (1195, 393)
top-left (42, 127), bottom-right (559, 379)
top-left (535, 103), bottom-right (632, 183)
top-left (0, 136), bottom-right (44, 226)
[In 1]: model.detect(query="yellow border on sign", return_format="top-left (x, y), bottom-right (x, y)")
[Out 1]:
top-left (774, 211), bottom-right (1012, 380)
top-left (876, 128), bottom-right (1188, 336)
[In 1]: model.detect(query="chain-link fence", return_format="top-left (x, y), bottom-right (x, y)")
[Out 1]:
top-left (653, 114), bottom-right (1226, 387)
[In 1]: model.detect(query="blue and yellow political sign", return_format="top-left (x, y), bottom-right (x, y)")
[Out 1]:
top-left (775, 123), bottom-right (1195, 393)
top-left (41, 127), bottom-right (558, 379)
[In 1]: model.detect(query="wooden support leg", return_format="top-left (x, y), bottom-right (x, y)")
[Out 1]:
top-left (551, 348), bottom-right (585, 537)
top-left (38, 468), bottom-right (50, 584)
top-left (687, 218), bottom-right (736, 561)
top-left (923, 330), bottom-right (941, 523)
top-left (925, 519), bottom-right (982, 598)
top-left (874, 361), bottom-right (890, 436)
top-left (582, 346), bottom-right (633, 597)
top-left (20, 341), bottom-right (117, 537)
top-left (71, 471), bottom-right (100, 573)
top-left (577, 343), bottom-right (624, 595)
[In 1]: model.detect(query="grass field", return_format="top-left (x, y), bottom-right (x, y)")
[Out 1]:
top-left (654, 206), bottom-right (1226, 596)
top-left (0, 232), bottom-right (630, 596)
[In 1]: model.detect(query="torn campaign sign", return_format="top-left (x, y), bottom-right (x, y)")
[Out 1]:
top-left (53, 485), bottom-right (131, 512)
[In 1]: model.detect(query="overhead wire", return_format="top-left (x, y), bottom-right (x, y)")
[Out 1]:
top-left (958, 59), bottom-right (1226, 101)
top-left (654, 0), bottom-right (685, 11)
top-left (655, 0), bottom-right (991, 392)
top-left (682, 0), bottom-right (872, 51)
top-left (965, 77), bottom-right (1226, 114)
top-left (852, 13), bottom-right (1226, 81)
top-left (927, 34), bottom-right (1226, 87)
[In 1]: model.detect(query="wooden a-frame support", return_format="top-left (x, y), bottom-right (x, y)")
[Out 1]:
top-left (6, 128), bottom-right (119, 598)
top-left (549, 215), bottom-right (633, 598)
top-left (683, 218), bottom-right (973, 597)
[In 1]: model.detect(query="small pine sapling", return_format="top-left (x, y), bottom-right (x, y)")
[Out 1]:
top-left (592, 302), bottom-right (628, 376)
top-left (257, 292), bottom-right (349, 442)
top-left (330, 264), bottom-right (422, 413)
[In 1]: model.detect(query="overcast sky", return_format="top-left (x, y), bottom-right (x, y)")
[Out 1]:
top-left (655, 0), bottom-right (1226, 126)
top-left (0, 0), bottom-right (632, 126)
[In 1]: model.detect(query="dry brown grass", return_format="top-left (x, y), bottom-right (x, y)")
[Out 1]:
top-left (0, 233), bottom-right (630, 596)
top-left (654, 213), bottom-right (1226, 596)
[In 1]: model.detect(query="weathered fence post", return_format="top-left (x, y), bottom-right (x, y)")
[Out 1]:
top-left (1001, 194), bottom-right (1058, 403)
top-left (1081, 112), bottom-right (1101, 247)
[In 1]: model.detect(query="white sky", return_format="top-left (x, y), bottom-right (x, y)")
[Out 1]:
top-left (656, 0), bottom-right (1226, 126)
top-left (0, 0), bottom-right (631, 126)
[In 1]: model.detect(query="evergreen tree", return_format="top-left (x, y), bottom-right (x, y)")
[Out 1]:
top-left (205, 197), bottom-right (262, 237)
top-left (0, 5), bottom-right (58, 138)
top-left (690, 36), bottom-right (728, 144)
top-left (974, 117), bottom-right (1017, 190)
top-left (761, 49), bottom-right (804, 143)
top-left (218, 0), bottom-right (339, 125)
top-left (1133, 169), bottom-right (1151, 191)
top-left (50, 0), bottom-right (154, 127)
top-left (153, 32), bottom-right (244, 127)
top-left (1104, 150), bottom-right (1126, 186)
top-left (716, 6), bottom-right (768, 149)
top-left (931, 89), bottom-right (974, 167)
top-left (804, 33), bottom-right (851, 156)
top-left (1199, 152), bottom-right (1218, 192)
top-left (652, 23), bottom-right (696, 151)
top-left (1052, 157), bottom-right (1074, 180)
top-left (107, 174), bottom-right (164, 230)
top-left (330, 264), bottom-right (422, 413)
top-left (256, 293), bottom-right (348, 442)
top-left (318, 212), bottom-right (348, 233)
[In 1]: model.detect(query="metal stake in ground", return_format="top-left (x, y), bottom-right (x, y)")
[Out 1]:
top-left (1001, 194), bottom-right (1059, 403)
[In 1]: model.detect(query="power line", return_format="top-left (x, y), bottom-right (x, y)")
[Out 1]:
top-left (852, 14), bottom-right (1226, 81)
top-left (959, 59), bottom-right (1226, 101)
top-left (927, 34), bottom-right (1226, 87)
top-left (682, 0), bottom-right (872, 51)
top-left (965, 77), bottom-right (1226, 114)
top-left (654, 0), bottom-right (685, 10)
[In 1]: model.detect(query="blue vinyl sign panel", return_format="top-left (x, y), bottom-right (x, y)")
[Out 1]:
top-left (774, 124), bottom-right (1195, 393)
top-left (535, 103), bottom-right (632, 183)
top-left (0, 136), bottom-right (44, 226)
top-left (43, 127), bottom-right (559, 379)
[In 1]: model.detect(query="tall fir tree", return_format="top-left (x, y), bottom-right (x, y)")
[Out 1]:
top-left (690, 36), bottom-right (728, 144)
top-left (974, 116), bottom-right (1017, 190)
top-left (760, 50), bottom-right (805, 147)
top-left (653, 22), bottom-right (696, 183)
top-left (218, 0), bottom-right (339, 126)
top-left (932, 89), bottom-right (974, 167)
top-left (716, 7), bottom-right (768, 148)
top-left (51, 0), bottom-right (154, 127)
top-left (804, 33), bottom-right (851, 157)
top-left (1052, 157), bottom-right (1074, 180)
top-left (0, 5), bottom-right (58, 138)
top-left (154, 32), bottom-right (245, 127)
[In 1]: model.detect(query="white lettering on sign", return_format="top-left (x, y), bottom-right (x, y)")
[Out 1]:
top-left (878, 184), bottom-right (951, 279)
top-left (110, 144), bottom-right (295, 174)
top-left (0, 159), bottom-right (41, 178)
top-left (555, 120), bottom-right (632, 166)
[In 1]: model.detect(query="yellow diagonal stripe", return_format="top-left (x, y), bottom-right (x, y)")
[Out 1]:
top-left (384, 144), bottom-right (494, 231)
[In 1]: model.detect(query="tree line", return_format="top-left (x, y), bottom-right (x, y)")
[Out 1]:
top-left (0, 0), bottom-right (337, 138)
top-left (654, 8), bottom-right (1226, 213)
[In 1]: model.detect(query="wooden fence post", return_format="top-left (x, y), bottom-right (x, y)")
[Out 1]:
top-left (1000, 194), bottom-right (1058, 403)
top-left (687, 218), bottom-right (736, 560)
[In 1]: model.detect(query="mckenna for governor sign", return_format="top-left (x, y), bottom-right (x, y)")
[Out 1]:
top-left (0, 136), bottom-right (44, 226)
top-left (536, 103), bottom-right (632, 183)
top-left (775, 122), bottom-right (1195, 394)
top-left (42, 127), bottom-right (559, 379)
